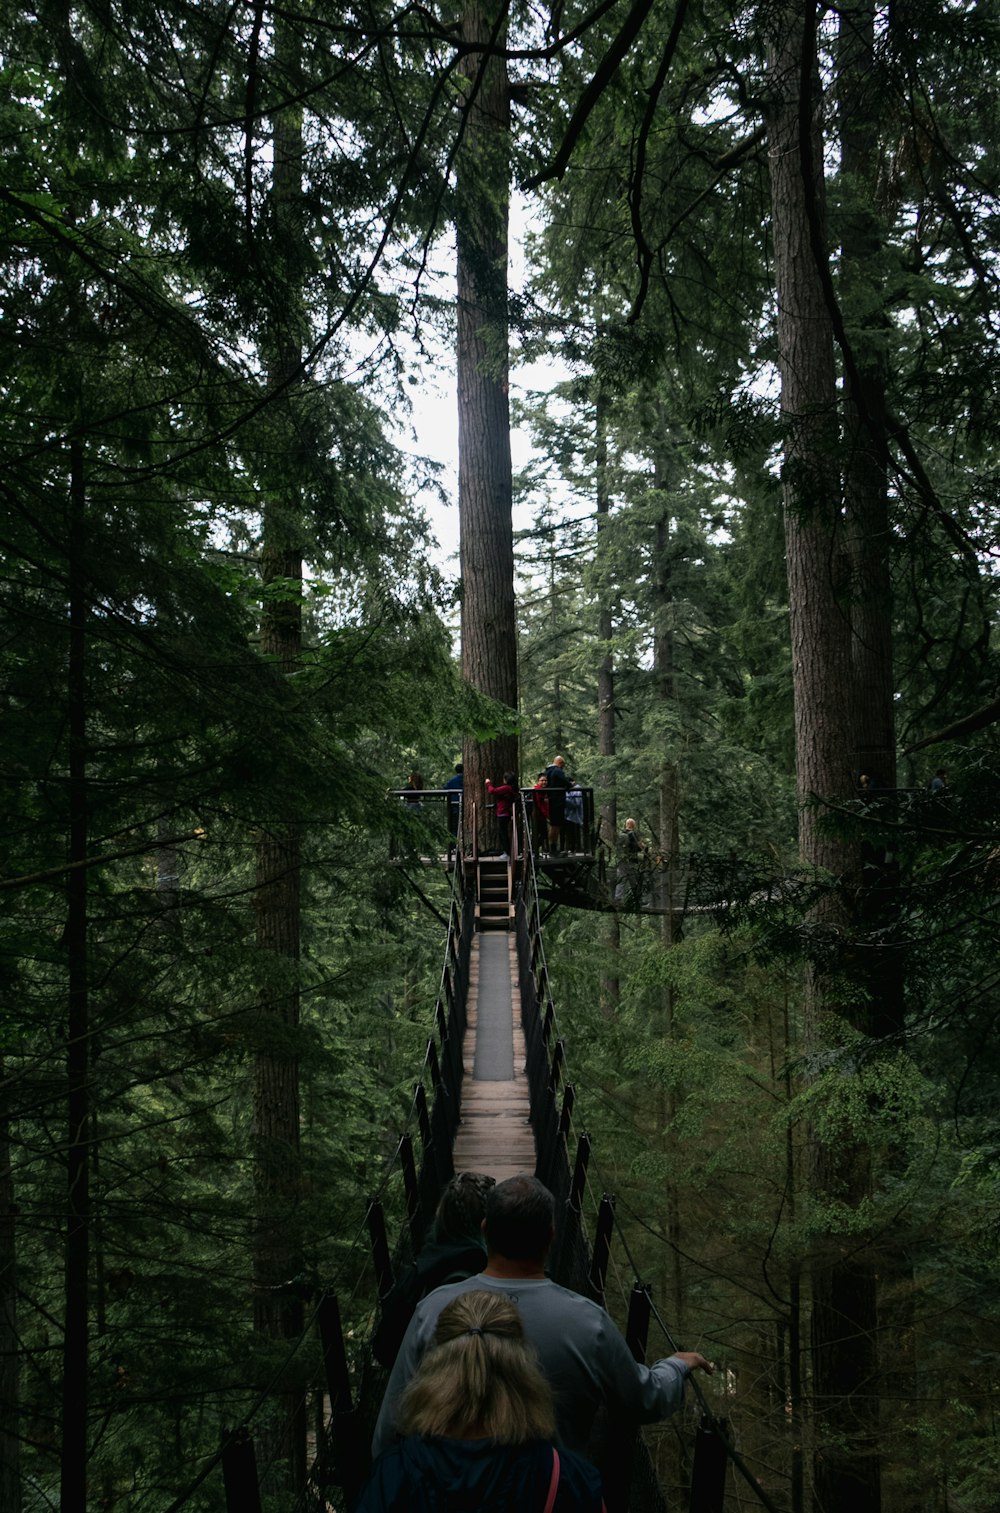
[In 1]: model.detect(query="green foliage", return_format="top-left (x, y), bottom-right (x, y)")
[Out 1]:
top-left (0, 0), bottom-right (487, 1503)
top-left (3, 0), bottom-right (1000, 1505)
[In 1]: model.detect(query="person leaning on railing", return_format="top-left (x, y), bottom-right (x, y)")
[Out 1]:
top-left (373, 1175), bottom-right (713, 1463)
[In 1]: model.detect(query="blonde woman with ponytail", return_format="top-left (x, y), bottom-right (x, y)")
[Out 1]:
top-left (358, 1290), bottom-right (605, 1512)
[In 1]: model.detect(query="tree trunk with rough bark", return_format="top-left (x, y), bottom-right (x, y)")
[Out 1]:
top-left (652, 441), bottom-right (683, 1334)
top-left (252, 55), bottom-right (306, 1492)
top-left (839, 10), bottom-right (919, 1505)
top-left (839, 0), bottom-right (895, 800)
top-left (62, 440), bottom-right (89, 1513)
top-left (0, 1065), bottom-right (18, 1509)
top-left (457, 3), bottom-right (518, 851)
top-left (765, 7), bottom-right (882, 1509)
top-left (595, 387), bottom-right (620, 1008)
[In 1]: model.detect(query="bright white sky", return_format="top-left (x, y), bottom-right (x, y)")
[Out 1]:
top-left (394, 194), bottom-right (581, 576)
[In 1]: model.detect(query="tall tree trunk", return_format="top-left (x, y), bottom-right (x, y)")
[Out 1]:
top-left (652, 438), bottom-right (683, 1331)
top-left (765, 7), bottom-right (881, 1510)
top-left (839, 0), bottom-right (895, 800)
top-left (62, 439), bottom-right (89, 1513)
top-left (0, 1058), bottom-right (19, 1513)
top-left (839, 12), bottom-right (918, 1506)
top-left (457, 2), bottom-right (517, 851)
top-left (595, 384), bottom-right (620, 1007)
top-left (548, 545), bottom-right (564, 756)
top-left (775, 980), bottom-right (805, 1513)
top-left (252, 47), bottom-right (306, 1491)
top-left (596, 386), bottom-right (616, 845)
top-left (838, 0), bottom-right (905, 1033)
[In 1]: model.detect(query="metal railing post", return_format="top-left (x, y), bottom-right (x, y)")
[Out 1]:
top-left (318, 1293), bottom-right (367, 1505)
top-left (319, 1293), bottom-right (353, 1413)
top-left (689, 1417), bottom-right (729, 1513)
top-left (589, 1193), bottom-right (615, 1303)
top-left (366, 1196), bottom-right (393, 1299)
top-left (625, 1281), bottom-right (652, 1363)
top-left (548, 1037), bottom-right (565, 1092)
top-left (570, 1133), bottom-right (591, 1212)
top-left (415, 1081), bottom-right (432, 1147)
top-left (221, 1428), bottom-right (262, 1513)
top-left (399, 1132), bottom-right (422, 1247)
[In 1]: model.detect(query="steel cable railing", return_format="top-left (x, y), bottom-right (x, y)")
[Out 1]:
top-left (512, 790), bottom-right (785, 1513)
top-left (163, 844), bottom-right (474, 1513)
top-left (198, 800), bottom-right (784, 1513)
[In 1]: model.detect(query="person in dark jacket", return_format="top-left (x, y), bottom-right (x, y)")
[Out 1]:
top-left (373, 1172), bottom-right (494, 1368)
top-left (359, 1290), bottom-right (604, 1513)
top-left (444, 763), bottom-right (464, 861)
top-left (543, 756), bottom-right (571, 853)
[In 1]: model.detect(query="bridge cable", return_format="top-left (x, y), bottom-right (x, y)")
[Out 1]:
top-left (584, 1144), bottom-right (784, 1513)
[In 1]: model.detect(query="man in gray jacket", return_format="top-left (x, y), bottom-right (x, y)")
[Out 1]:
top-left (372, 1174), bottom-right (712, 1459)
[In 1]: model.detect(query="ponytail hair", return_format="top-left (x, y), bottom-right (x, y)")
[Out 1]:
top-left (398, 1290), bottom-right (556, 1444)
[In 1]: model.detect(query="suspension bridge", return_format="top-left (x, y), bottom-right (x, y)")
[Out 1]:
top-left (170, 795), bottom-right (785, 1513)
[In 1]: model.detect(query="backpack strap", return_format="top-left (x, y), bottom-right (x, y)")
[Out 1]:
top-left (542, 1447), bottom-right (560, 1513)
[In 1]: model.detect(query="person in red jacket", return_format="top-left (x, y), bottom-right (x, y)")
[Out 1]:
top-left (486, 771), bottom-right (516, 858)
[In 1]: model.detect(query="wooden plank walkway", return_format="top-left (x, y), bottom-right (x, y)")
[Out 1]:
top-left (451, 931), bottom-right (536, 1183)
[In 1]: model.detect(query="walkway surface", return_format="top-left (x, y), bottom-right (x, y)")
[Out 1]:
top-left (450, 932), bottom-right (536, 1183)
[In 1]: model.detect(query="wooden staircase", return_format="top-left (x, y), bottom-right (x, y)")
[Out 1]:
top-left (477, 857), bottom-right (513, 931)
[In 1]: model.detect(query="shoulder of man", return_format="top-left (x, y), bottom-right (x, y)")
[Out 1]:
top-left (412, 1271), bottom-right (489, 1320)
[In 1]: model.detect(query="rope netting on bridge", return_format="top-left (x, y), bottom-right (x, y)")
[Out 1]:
top-left (165, 800), bottom-right (783, 1513)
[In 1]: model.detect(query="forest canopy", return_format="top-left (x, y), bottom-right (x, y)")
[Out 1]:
top-left (1, 1), bottom-right (999, 1511)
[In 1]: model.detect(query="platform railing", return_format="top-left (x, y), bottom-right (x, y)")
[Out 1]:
top-left (170, 797), bottom-right (788, 1513)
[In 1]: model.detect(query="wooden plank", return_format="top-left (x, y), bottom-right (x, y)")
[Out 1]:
top-left (451, 932), bottom-right (536, 1182)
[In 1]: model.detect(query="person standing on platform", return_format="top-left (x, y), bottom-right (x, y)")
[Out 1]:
top-left (614, 817), bottom-right (648, 905)
top-left (443, 762), bottom-right (463, 861)
top-left (564, 786), bottom-right (584, 852)
top-left (543, 756), bottom-right (572, 854)
top-left (486, 772), bottom-right (516, 858)
top-left (531, 773), bottom-right (549, 854)
top-left (404, 772), bottom-right (424, 812)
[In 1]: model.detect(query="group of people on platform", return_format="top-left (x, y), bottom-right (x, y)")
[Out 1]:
top-left (403, 757), bottom-right (586, 860)
top-left (856, 767), bottom-right (951, 799)
top-left (361, 1172), bottom-right (712, 1513)
top-left (403, 764), bottom-right (661, 901)
top-left (488, 755), bottom-right (582, 858)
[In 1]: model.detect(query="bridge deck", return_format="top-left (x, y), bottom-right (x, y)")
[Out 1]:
top-left (451, 930), bottom-right (535, 1182)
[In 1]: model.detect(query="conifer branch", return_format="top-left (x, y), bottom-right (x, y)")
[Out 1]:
top-left (524, 0), bottom-right (659, 188)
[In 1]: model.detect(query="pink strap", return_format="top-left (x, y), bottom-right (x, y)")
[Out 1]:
top-left (542, 1447), bottom-right (560, 1513)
